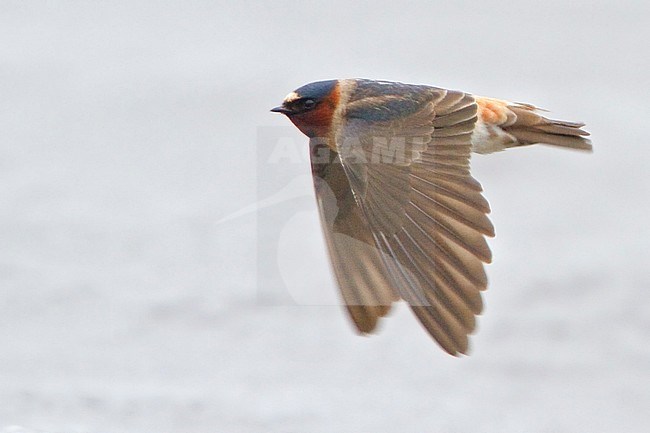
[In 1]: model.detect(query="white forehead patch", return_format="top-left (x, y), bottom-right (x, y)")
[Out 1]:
top-left (283, 91), bottom-right (300, 103)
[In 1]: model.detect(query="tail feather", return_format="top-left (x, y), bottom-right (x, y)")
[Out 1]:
top-left (508, 127), bottom-right (592, 151)
top-left (504, 103), bottom-right (592, 151)
top-left (473, 97), bottom-right (592, 153)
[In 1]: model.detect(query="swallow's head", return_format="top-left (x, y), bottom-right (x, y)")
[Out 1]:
top-left (271, 80), bottom-right (339, 138)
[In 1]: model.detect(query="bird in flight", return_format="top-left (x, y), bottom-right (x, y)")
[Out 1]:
top-left (271, 79), bottom-right (591, 355)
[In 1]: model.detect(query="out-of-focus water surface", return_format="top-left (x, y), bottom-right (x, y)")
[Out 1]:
top-left (1, 1), bottom-right (649, 432)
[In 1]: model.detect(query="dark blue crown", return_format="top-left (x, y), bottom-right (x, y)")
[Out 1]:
top-left (294, 80), bottom-right (338, 101)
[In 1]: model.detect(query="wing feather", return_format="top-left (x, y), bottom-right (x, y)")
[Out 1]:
top-left (314, 81), bottom-right (493, 355)
top-left (310, 143), bottom-right (399, 334)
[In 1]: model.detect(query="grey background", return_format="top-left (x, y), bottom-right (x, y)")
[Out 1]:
top-left (2, 1), bottom-right (649, 432)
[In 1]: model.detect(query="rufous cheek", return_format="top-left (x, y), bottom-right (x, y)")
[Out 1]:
top-left (289, 105), bottom-right (334, 138)
top-left (287, 81), bottom-right (341, 138)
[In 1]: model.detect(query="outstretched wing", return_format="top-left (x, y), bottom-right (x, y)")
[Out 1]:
top-left (310, 141), bottom-right (399, 333)
top-left (312, 81), bottom-right (494, 355)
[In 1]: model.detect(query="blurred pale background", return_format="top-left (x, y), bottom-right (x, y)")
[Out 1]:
top-left (1, 1), bottom-right (649, 432)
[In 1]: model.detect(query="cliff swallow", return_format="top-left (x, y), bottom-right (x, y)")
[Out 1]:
top-left (271, 79), bottom-right (591, 355)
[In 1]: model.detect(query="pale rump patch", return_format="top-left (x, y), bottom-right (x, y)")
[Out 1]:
top-left (475, 97), bottom-right (512, 125)
top-left (472, 96), bottom-right (521, 153)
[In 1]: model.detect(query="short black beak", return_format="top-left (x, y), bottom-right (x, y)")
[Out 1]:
top-left (271, 105), bottom-right (291, 114)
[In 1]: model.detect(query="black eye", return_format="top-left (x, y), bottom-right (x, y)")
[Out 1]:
top-left (302, 99), bottom-right (316, 110)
